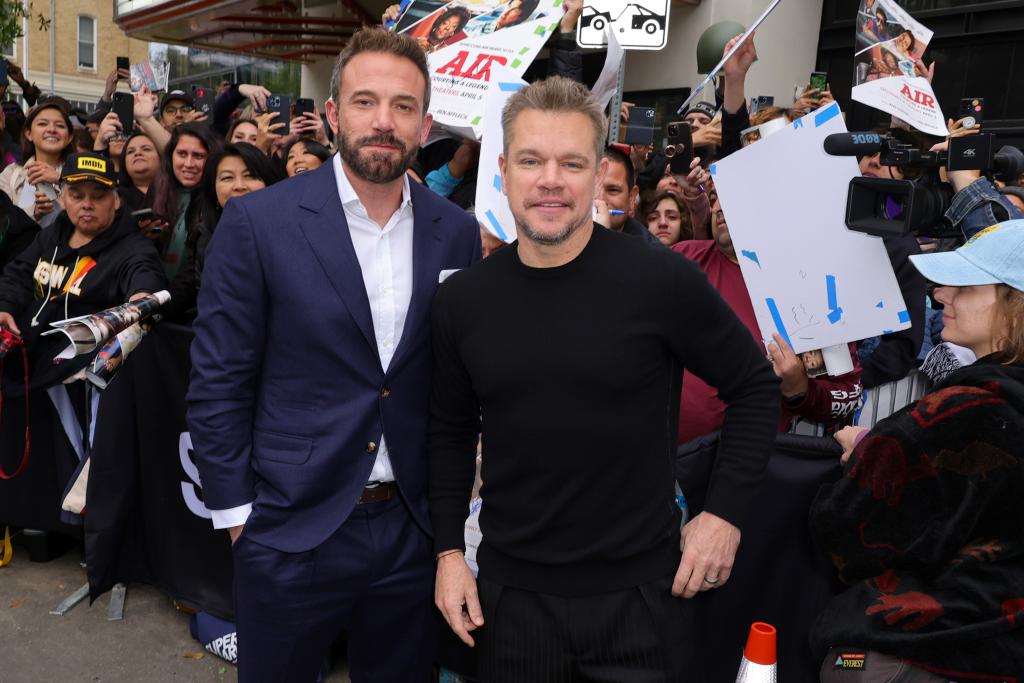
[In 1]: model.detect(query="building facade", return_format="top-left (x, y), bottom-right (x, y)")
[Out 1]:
top-left (9, 0), bottom-right (149, 111)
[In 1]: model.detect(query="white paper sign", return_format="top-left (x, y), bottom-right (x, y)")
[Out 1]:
top-left (577, 0), bottom-right (670, 50)
top-left (851, 0), bottom-right (945, 136)
top-left (474, 68), bottom-right (526, 244)
top-left (711, 102), bottom-right (912, 354)
top-left (398, 0), bottom-right (562, 136)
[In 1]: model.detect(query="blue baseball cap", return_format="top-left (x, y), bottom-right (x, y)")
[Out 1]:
top-left (909, 220), bottom-right (1024, 293)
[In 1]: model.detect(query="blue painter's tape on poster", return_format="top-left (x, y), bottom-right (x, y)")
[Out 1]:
top-left (827, 308), bottom-right (844, 324)
top-left (709, 164), bottom-right (717, 176)
top-left (484, 210), bottom-right (508, 241)
top-left (792, 118), bottom-right (804, 130)
top-left (493, 174), bottom-right (502, 192)
top-left (766, 298), bottom-right (792, 348)
top-left (897, 309), bottom-right (911, 324)
top-left (876, 301), bottom-right (884, 309)
top-left (814, 103), bottom-right (840, 127)
top-left (741, 250), bottom-right (761, 268)
top-left (499, 82), bottom-right (525, 92)
top-left (826, 274), bottom-right (843, 323)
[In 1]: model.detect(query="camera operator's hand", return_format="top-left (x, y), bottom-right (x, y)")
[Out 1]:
top-left (948, 116), bottom-right (981, 137)
top-left (933, 118), bottom-right (983, 192)
top-left (766, 333), bottom-right (808, 399)
top-left (0, 312), bottom-right (20, 335)
top-left (255, 112), bottom-right (286, 154)
top-left (239, 84), bottom-right (271, 113)
top-left (691, 118), bottom-right (721, 148)
top-left (95, 112), bottom-right (124, 151)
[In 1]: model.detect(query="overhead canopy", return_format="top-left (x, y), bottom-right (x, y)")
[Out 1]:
top-left (114, 0), bottom-right (389, 61)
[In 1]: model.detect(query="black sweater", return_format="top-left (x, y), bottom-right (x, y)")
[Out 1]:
top-left (428, 226), bottom-right (780, 595)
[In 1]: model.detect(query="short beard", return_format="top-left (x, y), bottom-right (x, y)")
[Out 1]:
top-left (338, 131), bottom-right (417, 184)
top-left (513, 207), bottom-right (588, 247)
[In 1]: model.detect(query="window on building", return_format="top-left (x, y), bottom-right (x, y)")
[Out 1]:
top-left (78, 15), bottom-right (96, 70)
top-left (1, 40), bottom-right (14, 58)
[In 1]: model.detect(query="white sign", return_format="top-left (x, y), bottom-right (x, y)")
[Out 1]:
top-left (851, 0), bottom-right (946, 136)
top-left (577, 0), bottom-right (670, 50)
top-left (712, 102), bottom-right (912, 355)
top-left (396, 0), bottom-right (562, 136)
top-left (474, 68), bottom-right (527, 243)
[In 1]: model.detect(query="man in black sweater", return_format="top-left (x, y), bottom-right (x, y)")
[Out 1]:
top-left (429, 77), bottom-right (780, 681)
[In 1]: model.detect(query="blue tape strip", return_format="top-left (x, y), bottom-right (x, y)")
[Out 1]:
top-left (897, 309), bottom-right (911, 324)
top-left (741, 250), bottom-right (761, 268)
top-left (826, 274), bottom-right (842, 323)
top-left (876, 301), bottom-right (884, 309)
top-left (765, 298), bottom-right (792, 349)
top-left (883, 329), bottom-right (894, 335)
top-left (484, 210), bottom-right (508, 241)
top-left (792, 118), bottom-right (804, 130)
top-left (493, 174), bottom-right (502, 192)
top-left (814, 103), bottom-right (840, 127)
top-left (498, 82), bottom-right (525, 92)
top-left (709, 164), bottom-right (717, 176)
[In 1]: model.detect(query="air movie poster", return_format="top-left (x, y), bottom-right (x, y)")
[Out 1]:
top-left (850, 0), bottom-right (947, 136)
top-left (393, 0), bottom-right (563, 136)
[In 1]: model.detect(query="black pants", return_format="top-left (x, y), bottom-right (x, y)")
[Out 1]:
top-left (476, 575), bottom-right (695, 683)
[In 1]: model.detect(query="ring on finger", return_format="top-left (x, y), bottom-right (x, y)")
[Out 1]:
top-left (703, 575), bottom-right (720, 585)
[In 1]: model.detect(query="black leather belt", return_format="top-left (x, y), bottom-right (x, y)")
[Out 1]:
top-left (358, 481), bottom-right (398, 504)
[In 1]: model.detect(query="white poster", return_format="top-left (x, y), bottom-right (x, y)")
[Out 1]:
top-left (711, 102), bottom-right (912, 355)
top-left (577, 0), bottom-right (670, 50)
top-left (396, 0), bottom-right (562, 136)
top-left (851, 0), bottom-right (946, 136)
top-left (474, 68), bottom-right (526, 243)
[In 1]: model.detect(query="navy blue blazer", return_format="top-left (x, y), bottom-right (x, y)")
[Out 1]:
top-left (187, 161), bottom-right (481, 553)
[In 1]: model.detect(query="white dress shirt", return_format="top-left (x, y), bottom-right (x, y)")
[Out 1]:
top-left (209, 155), bottom-right (415, 530)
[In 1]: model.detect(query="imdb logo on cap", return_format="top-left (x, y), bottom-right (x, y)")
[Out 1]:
top-left (77, 156), bottom-right (107, 173)
top-left (60, 152), bottom-right (118, 187)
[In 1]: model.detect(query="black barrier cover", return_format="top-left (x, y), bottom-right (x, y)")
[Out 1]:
top-left (0, 388), bottom-right (82, 536)
top-left (85, 325), bottom-right (234, 618)
top-left (677, 432), bottom-right (845, 682)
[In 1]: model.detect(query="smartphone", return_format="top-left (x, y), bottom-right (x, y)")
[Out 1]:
top-left (665, 121), bottom-right (693, 175)
top-left (809, 71), bottom-right (828, 97)
top-left (38, 182), bottom-right (57, 202)
top-left (295, 97), bottom-right (315, 119)
top-left (750, 95), bottom-right (774, 114)
top-left (113, 91), bottom-right (134, 134)
top-left (624, 106), bottom-right (655, 146)
top-left (959, 97), bottom-right (984, 129)
top-left (0, 60), bottom-right (8, 88)
top-left (267, 94), bottom-right (291, 136)
top-left (116, 56), bottom-right (129, 79)
top-left (192, 85), bottom-right (215, 116)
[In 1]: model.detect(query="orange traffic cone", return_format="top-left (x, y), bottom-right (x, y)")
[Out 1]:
top-left (735, 622), bottom-right (777, 682)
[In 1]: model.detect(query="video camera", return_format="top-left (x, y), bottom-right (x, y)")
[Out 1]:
top-left (824, 131), bottom-right (1024, 239)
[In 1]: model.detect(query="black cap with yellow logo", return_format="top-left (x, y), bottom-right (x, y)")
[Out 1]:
top-left (60, 153), bottom-right (118, 188)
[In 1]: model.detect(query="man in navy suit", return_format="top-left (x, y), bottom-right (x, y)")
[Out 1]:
top-left (187, 27), bottom-right (480, 682)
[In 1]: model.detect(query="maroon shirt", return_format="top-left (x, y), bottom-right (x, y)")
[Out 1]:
top-left (673, 240), bottom-right (862, 443)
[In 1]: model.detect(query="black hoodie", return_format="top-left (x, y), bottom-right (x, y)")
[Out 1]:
top-left (0, 206), bottom-right (166, 391)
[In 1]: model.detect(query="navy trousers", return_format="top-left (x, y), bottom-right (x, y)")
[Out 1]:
top-left (232, 496), bottom-right (436, 683)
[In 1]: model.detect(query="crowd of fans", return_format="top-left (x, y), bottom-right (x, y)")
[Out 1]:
top-left (0, 1), bottom-right (1023, 679)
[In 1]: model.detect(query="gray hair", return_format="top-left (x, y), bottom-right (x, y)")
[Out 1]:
top-left (501, 76), bottom-right (607, 161)
top-left (329, 27), bottom-right (431, 114)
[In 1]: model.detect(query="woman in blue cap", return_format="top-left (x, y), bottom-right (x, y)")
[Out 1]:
top-left (809, 220), bottom-right (1024, 681)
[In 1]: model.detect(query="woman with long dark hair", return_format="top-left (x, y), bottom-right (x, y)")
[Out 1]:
top-left (165, 142), bottom-right (283, 320)
top-left (116, 132), bottom-right (161, 211)
top-left (143, 122), bottom-right (222, 279)
top-left (282, 138), bottom-right (332, 177)
top-left (0, 100), bottom-right (75, 222)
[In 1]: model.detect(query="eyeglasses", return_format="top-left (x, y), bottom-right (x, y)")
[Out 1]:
top-left (163, 105), bottom-right (194, 115)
